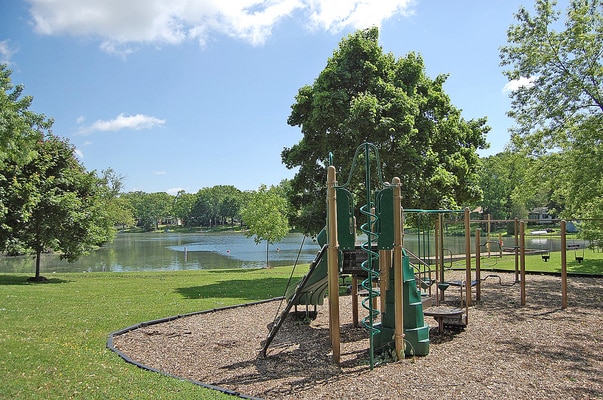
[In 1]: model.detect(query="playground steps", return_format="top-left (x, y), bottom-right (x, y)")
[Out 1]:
top-left (374, 252), bottom-right (430, 357)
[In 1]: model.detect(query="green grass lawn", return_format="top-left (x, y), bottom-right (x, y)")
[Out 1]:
top-left (1, 251), bottom-right (601, 399)
top-left (451, 247), bottom-right (603, 275)
top-left (0, 267), bottom-right (306, 399)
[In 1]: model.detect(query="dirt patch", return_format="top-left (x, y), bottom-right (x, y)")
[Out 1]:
top-left (112, 272), bottom-right (603, 399)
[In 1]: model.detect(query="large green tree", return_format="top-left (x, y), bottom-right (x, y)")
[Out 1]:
top-left (0, 134), bottom-right (113, 280)
top-left (241, 185), bottom-right (290, 267)
top-left (478, 151), bottom-right (528, 221)
top-left (282, 27), bottom-right (489, 235)
top-left (500, 0), bottom-right (603, 241)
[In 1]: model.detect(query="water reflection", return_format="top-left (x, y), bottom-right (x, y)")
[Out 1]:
top-left (0, 232), bottom-right (321, 274)
top-left (0, 230), bottom-right (577, 274)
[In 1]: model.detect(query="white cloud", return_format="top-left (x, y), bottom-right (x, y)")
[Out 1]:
top-left (24, 0), bottom-right (414, 50)
top-left (74, 148), bottom-right (84, 159)
top-left (503, 76), bottom-right (537, 92)
top-left (307, 0), bottom-right (413, 32)
top-left (0, 40), bottom-right (17, 65)
top-left (78, 113), bottom-right (166, 134)
top-left (166, 187), bottom-right (184, 195)
top-left (154, 171), bottom-right (167, 175)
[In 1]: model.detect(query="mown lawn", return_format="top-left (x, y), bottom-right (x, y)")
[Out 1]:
top-left (0, 267), bottom-right (306, 399)
top-left (452, 247), bottom-right (603, 275)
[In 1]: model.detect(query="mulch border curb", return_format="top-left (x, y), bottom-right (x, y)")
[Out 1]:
top-left (107, 297), bottom-right (284, 400)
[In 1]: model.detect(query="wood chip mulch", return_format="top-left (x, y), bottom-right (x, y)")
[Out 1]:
top-left (112, 272), bottom-right (603, 399)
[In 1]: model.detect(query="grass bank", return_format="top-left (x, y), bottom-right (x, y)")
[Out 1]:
top-left (0, 267), bottom-right (306, 399)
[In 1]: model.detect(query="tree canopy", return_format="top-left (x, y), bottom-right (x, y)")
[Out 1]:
top-left (500, 0), bottom-right (603, 152)
top-left (0, 66), bottom-right (116, 279)
top-left (0, 65), bottom-right (51, 166)
top-left (0, 134), bottom-right (114, 279)
top-left (241, 184), bottom-right (289, 267)
top-left (500, 0), bottom-right (603, 243)
top-left (282, 27), bottom-right (489, 235)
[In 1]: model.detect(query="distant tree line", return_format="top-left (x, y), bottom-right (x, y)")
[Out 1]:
top-left (120, 183), bottom-right (289, 232)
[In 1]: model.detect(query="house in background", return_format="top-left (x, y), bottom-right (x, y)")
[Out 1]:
top-left (529, 207), bottom-right (555, 224)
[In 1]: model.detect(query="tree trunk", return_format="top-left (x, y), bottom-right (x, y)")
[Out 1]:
top-left (35, 249), bottom-right (42, 279)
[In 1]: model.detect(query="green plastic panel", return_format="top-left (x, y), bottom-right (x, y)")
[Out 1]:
top-left (336, 187), bottom-right (356, 250)
top-left (375, 187), bottom-right (394, 250)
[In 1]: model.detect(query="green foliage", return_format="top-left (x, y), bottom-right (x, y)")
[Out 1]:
top-left (173, 190), bottom-right (197, 226)
top-left (500, 0), bottom-right (603, 244)
top-left (478, 151), bottom-right (528, 220)
top-left (241, 184), bottom-right (290, 245)
top-left (191, 185), bottom-right (243, 227)
top-left (0, 64), bottom-right (51, 165)
top-left (0, 134), bottom-right (114, 278)
top-left (283, 27), bottom-right (489, 235)
top-left (501, 0), bottom-right (603, 151)
top-left (122, 191), bottom-right (173, 231)
top-left (98, 168), bottom-right (135, 230)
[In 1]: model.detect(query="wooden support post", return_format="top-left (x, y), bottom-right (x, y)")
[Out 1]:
top-left (326, 166), bottom-right (340, 363)
top-left (392, 177), bottom-right (405, 360)
top-left (561, 220), bottom-right (567, 309)
top-left (486, 213), bottom-right (491, 258)
top-left (476, 228), bottom-right (481, 302)
top-left (464, 208), bottom-right (471, 324)
top-left (514, 218), bottom-right (519, 283)
top-left (520, 220), bottom-right (526, 306)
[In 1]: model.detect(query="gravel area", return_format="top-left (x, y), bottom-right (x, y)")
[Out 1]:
top-left (112, 272), bottom-right (603, 399)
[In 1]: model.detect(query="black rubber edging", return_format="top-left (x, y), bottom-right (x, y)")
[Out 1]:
top-left (107, 297), bottom-right (284, 400)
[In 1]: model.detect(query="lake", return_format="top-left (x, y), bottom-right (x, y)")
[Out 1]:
top-left (0, 231), bottom-right (576, 274)
top-left (0, 232), bottom-right (321, 274)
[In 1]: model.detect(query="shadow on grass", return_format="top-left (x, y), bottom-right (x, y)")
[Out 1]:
top-left (176, 277), bottom-right (293, 301)
top-left (566, 258), bottom-right (603, 275)
top-left (0, 274), bottom-right (70, 285)
top-left (205, 268), bottom-right (265, 274)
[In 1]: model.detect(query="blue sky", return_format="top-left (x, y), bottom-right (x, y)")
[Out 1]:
top-left (0, 0), bottom-right (564, 194)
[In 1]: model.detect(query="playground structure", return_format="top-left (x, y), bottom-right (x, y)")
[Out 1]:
top-left (261, 143), bottom-right (433, 368)
top-left (260, 142), bottom-right (583, 369)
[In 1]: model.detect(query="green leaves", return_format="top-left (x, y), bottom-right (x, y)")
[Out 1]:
top-left (501, 0), bottom-right (603, 152)
top-left (283, 28), bottom-right (489, 234)
top-left (241, 184), bottom-right (289, 245)
top-left (500, 0), bottom-right (603, 244)
top-left (1, 67), bottom-right (117, 276)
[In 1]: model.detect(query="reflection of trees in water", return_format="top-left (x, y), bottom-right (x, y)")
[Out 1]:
top-left (0, 232), bottom-right (319, 273)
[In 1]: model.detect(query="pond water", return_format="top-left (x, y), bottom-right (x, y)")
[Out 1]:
top-left (0, 231), bottom-right (576, 274)
top-left (0, 232), bottom-right (321, 274)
